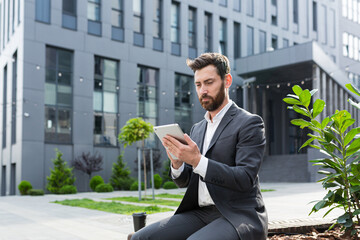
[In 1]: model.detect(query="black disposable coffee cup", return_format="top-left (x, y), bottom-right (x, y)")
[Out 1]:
top-left (132, 212), bottom-right (147, 231)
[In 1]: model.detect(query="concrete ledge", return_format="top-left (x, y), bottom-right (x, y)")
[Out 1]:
top-left (268, 218), bottom-right (334, 235)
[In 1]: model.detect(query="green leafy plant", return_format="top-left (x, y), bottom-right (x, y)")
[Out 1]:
top-left (27, 189), bottom-right (44, 196)
top-left (90, 175), bottom-right (104, 191)
top-left (110, 153), bottom-right (133, 190)
top-left (59, 185), bottom-right (77, 194)
top-left (118, 117), bottom-right (154, 198)
top-left (18, 180), bottom-right (32, 195)
top-left (152, 174), bottom-right (162, 189)
top-left (95, 183), bottom-right (114, 193)
top-left (130, 181), bottom-right (145, 191)
top-left (47, 149), bottom-right (76, 194)
top-left (283, 84), bottom-right (360, 237)
top-left (163, 181), bottom-right (178, 189)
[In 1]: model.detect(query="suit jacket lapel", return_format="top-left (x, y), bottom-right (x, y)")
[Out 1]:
top-left (193, 120), bottom-right (207, 153)
top-left (206, 104), bottom-right (237, 154)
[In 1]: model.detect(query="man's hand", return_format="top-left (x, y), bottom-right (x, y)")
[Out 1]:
top-left (163, 134), bottom-right (201, 168)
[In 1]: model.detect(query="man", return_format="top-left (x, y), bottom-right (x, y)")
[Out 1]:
top-left (131, 53), bottom-right (268, 240)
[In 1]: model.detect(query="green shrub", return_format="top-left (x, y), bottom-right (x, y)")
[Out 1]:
top-left (110, 154), bottom-right (133, 190)
top-left (47, 149), bottom-right (76, 194)
top-left (162, 159), bottom-right (172, 183)
top-left (152, 174), bottom-right (162, 189)
top-left (130, 181), bottom-right (145, 191)
top-left (90, 175), bottom-right (104, 191)
top-left (95, 183), bottom-right (114, 192)
top-left (163, 181), bottom-right (178, 189)
top-left (114, 177), bottom-right (135, 190)
top-left (18, 180), bottom-right (33, 195)
top-left (28, 189), bottom-right (44, 196)
top-left (59, 185), bottom-right (77, 194)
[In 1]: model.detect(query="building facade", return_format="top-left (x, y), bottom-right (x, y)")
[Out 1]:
top-left (0, 0), bottom-right (359, 195)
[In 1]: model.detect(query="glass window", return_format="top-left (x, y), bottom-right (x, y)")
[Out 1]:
top-left (247, 0), bottom-right (254, 16)
top-left (93, 56), bottom-right (119, 146)
top-left (293, 0), bottom-right (298, 24)
top-left (219, 18), bottom-right (226, 55)
top-left (234, 0), bottom-right (241, 12)
top-left (283, 38), bottom-right (289, 48)
top-left (45, 46), bottom-right (73, 143)
top-left (153, 0), bottom-right (162, 38)
top-left (137, 66), bottom-right (158, 148)
top-left (343, 0), bottom-right (348, 17)
top-left (354, 0), bottom-right (358, 22)
top-left (35, 0), bottom-right (51, 23)
top-left (247, 26), bottom-right (254, 56)
top-left (11, 52), bottom-right (17, 144)
top-left (234, 22), bottom-right (241, 58)
top-left (111, 0), bottom-right (123, 28)
top-left (62, 0), bottom-right (77, 29)
top-left (271, 34), bottom-right (278, 50)
top-left (312, 1), bottom-right (317, 31)
top-left (259, 0), bottom-right (266, 21)
top-left (188, 7), bottom-right (196, 48)
top-left (175, 74), bottom-right (193, 134)
top-left (349, 34), bottom-right (354, 59)
top-left (259, 30), bottom-right (266, 53)
top-left (87, 0), bottom-right (100, 21)
top-left (133, 0), bottom-right (143, 33)
top-left (2, 65), bottom-right (7, 148)
top-left (219, 0), bottom-right (227, 7)
top-left (204, 12), bottom-right (212, 52)
top-left (354, 36), bottom-right (359, 61)
top-left (343, 32), bottom-right (349, 57)
top-left (171, 2), bottom-right (180, 43)
top-left (348, 0), bottom-right (353, 20)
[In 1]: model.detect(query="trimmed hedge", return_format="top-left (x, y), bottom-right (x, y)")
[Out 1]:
top-left (28, 189), bottom-right (44, 196)
top-left (59, 185), bottom-right (77, 194)
top-left (163, 181), bottom-right (178, 189)
top-left (95, 183), bottom-right (114, 192)
top-left (18, 180), bottom-right (32, 195)
top-left (90, 175), bottom-right (104, 191)
top-left (130, 181), bottom-right (145, 191)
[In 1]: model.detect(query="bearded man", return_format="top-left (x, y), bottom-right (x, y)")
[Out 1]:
top-left (131, 53), bottom-right (268, 240)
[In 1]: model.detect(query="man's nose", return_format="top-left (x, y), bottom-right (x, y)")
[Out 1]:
top-left (199, 85), bottom-right (208, 95)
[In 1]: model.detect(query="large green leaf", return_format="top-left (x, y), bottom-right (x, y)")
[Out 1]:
top-left (313, 99), bottom-right (325, 118)
top-left (340, 118), bottom-right (355, 134)
top-left (290, 119), bottom-right (311, 128)
top-left (321, 117), bottom-right (330, 129)
top-left (346, 138), bottom-right (360, 156)
top-left (292, 85), bottom-right (303, 96)
top-left (314, 200), bottom-right (327, 211)
top-left (344, 127), bottom-right (360, 146)
top-left (346, 83), bottom-right (360, 97)
top-left (300, 137), bottom-right (315, 150)
top-left (353, 209), bottom-right (360, 216)
top-left (299, 89), bottom-right (312, 107)
top-left (350, 185), bottom-right (360, 194)
top-left (293, 105), bottom-right (310, 117)
top-left (283, 97), bottom-right (302, 105)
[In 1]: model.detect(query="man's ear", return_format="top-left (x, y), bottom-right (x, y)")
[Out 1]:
top-left (225, 74), bottom-right (232, 88)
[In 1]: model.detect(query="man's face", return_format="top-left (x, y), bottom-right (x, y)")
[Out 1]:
top-left (194, 65), bottom-right (226, 112)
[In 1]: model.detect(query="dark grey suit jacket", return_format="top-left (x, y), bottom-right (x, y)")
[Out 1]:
top-left (173, 103), bottom-right (268, 240)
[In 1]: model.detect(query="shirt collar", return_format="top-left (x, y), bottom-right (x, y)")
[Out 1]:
top-left (204, 100), bottom-right (233, 123)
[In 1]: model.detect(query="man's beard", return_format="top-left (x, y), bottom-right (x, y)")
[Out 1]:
top-left (199, 81), bottom-right (226, 112)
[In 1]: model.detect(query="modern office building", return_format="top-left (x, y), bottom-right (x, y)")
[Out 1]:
top-left (0, 0), bottom-right (359, 195)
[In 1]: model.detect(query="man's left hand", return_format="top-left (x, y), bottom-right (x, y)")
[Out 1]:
top-left (162, 134), bottom-right (201, 168)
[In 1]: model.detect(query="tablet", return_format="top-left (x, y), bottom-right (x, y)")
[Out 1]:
top-left (153, 123), bottom-right (186, 144)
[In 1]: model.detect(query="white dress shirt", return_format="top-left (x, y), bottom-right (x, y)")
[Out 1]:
top-left (171, 100), bottom-right (233, 207)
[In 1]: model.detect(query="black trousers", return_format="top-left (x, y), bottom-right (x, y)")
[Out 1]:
top-left (130, 206), bottom-right (240, 240)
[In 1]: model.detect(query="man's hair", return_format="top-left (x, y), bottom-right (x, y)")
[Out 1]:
top-left (186, 53), bottom-right (231, 80)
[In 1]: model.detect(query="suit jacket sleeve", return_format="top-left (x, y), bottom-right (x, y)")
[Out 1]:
top-left (204, 114), bottom-right (266, 192)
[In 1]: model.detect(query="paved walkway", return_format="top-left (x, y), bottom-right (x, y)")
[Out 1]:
top-left (0, 183), bottom-right (343, 240)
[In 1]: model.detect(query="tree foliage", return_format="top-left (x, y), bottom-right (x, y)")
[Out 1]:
top-left (71, 152), bottom-right (103, 178)
top-left (47, 149), bottom-right (76, 194)
top-left (110, 153), bottom-right (134, 190)
top-left (283, 84), bottom-right (360, 237)
top-left (118, 117), bottom-right (154, 148)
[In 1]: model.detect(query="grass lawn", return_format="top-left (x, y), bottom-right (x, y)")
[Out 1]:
top-left (105, 196), bottom-right (181, 207)
top-left (155, 193), bottom-right (185, 199)
top-left (261, 189), bottom-right (275, 192)
top-left (52, 198), bottom-right (174, 215)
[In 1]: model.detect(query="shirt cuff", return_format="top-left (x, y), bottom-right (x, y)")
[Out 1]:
top-left (171, 162), bottom-right (184, 179)
top-left (193, 155), bottom-right (208, 178)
